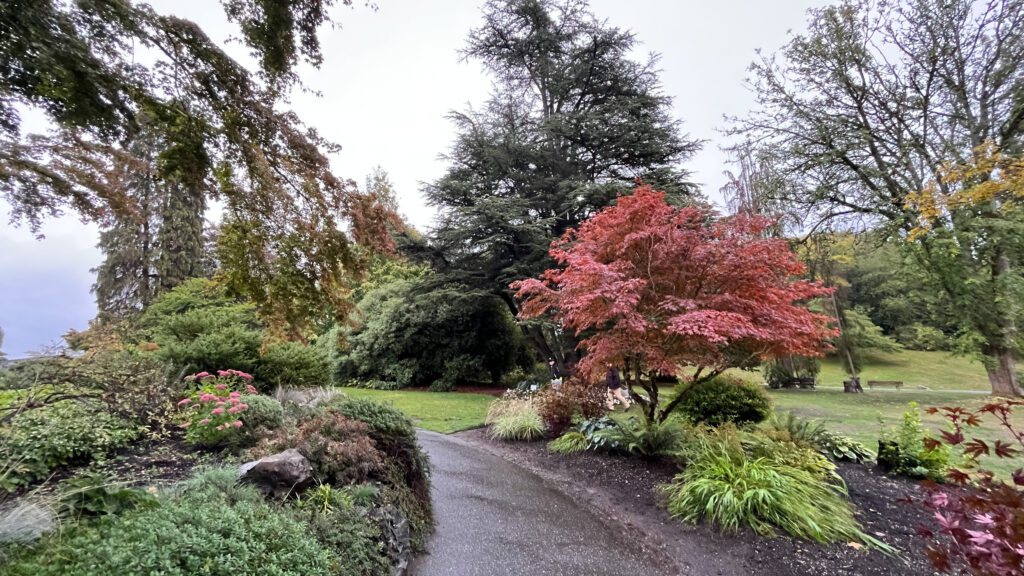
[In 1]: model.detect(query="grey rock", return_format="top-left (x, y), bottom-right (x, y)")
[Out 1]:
top-left (238, 448), bottom-right (313, 497)
top-left (0, 500), bottom-right (56, 545)
top-left (369, 504), bottom-right (412, 576)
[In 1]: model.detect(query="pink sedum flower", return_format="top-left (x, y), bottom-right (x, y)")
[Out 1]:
top-left (196, 371), bottom-right (210, 378)
top-left (229, 391), bottom-right (242, 398)
top-left (232, 421), bottom-right (243, 427)
top-left (239, 404), bottom-right (249, 410)
top-left (218, 370), bottom-right (230, 376)
top-left (246, 384), bottom-right (259, 395)
top-left (180, 422), bottom-right (191, 428)
top-left (216, 425), bottom-right (224, 431)
top-left (198, 419), bottom-right (211, 425)
top-left (211, 407), bottom-right (225, 415)
top-left (228, 406), bottom-right (240, 413)
top-left (214, 383), bottom-right (227, 390)
top-left (177, 398), bottom-right (191, 406)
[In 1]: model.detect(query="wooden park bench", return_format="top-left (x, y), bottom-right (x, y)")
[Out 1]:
top-left (867, 380), bottom-right (904, 390)
top-left (769, 377), bottom-right (816, 390)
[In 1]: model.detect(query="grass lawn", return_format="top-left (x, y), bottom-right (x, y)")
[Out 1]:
top-left (818, 350), bottom-right (994, 392)
top-left (769, 388), bottom-right (1024, 478)
top-left (715, 349), bottom-right (995, 392)
top-left (340, 388), bottom-right (493, 433)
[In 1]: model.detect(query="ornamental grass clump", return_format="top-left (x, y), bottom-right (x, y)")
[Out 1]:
top-left (662, 425), bottom-right (885, 547)
top-left (487, 397), bottom-right (544, 441)
top-left (176, 369), bottom-right (259, 447)
top-left (547, 431), bottom-right (589, 454)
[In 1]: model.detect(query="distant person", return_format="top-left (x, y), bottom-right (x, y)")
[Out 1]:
top-left (605, 364), bottom-right (630, 411)
top-left (548, 359), bottom-right (562, 389)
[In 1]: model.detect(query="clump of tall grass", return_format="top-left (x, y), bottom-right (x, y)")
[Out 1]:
top-left (547, 431), bottom-right (588, 454)
top-left (661, 426), bottom-right (887, 548)
top-left (487, 396), bottom-right (544, 441)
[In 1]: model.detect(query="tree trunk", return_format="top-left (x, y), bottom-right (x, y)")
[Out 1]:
top-left (985, 247), bottom-right (1021, 397)
top-left (986, 348), bottom-right (1023, 397)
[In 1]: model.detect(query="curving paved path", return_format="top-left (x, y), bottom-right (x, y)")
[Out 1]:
top-left (408, 430), bottom-right (673, 576)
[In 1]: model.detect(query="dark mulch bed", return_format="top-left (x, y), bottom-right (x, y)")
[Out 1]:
top-left (95, 432), bottom-right (228, 486)
top-left (456, 427), bottom-right (937, 576)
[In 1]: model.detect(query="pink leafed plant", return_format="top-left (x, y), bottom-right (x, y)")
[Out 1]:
top-left (906, 400), bottom-right (1024, 575)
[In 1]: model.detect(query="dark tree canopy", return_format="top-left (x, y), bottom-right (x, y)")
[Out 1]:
top-left (425, 0), bottom-right (700, 365)
top-left (426, 0), bottom-right (700, 298)
top-left (1, 0), bottom-right (392, 338)
top-left (733, 0), bottom-right (1024, 396)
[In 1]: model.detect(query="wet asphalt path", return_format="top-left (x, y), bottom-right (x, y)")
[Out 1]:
top-left (408, 430), bottom-right (673, 576)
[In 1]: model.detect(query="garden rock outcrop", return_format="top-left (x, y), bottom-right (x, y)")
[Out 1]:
top-left (238, 449), bottom-right (314, 497)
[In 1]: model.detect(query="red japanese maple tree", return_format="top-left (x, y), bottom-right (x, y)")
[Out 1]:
top-left (511, 186), bottom-right (836, 422)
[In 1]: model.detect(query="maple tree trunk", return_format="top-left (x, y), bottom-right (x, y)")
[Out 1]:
top-left (986, 348), bottom-right (1023, 397)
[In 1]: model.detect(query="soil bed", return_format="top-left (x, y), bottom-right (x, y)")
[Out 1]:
top-left (456, 427), bottom-right (937, 576)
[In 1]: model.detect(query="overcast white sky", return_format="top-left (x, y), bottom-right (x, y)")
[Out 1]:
top-left (0, 0), bottom-right (829, 357)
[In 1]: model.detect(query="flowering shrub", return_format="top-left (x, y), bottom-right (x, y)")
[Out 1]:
top-left (908, 400), bottom-right (1024, 576)
top-left (177, 370), bottom-right (258, 447)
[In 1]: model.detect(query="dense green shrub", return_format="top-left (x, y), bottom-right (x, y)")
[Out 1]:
top-left (291, 484), bottom-right (390, 576)
top-left (677, 376), bottom-right (773, 427)
top-left (255, 341), bottom-right (329, 389)
top-left (2, 469), bottom-right (340, 576)
top-left (328, 279), bottom-right (533, 389)
top-left (326, 396), bottom-right (433, 546)
top-left (238, 394), bottom-right (284, 431)
top-left (662, 426), bottom-right (878, 545)
top-left (328, 397), bottom-right (415, 440)
top-left (1, 401), bottom-right (139, 492)
top-left (255, 409), bottom-right (384, 486)
top-left (145, 280), bottom-right (330, 392)
top-left (877, 402), bottom-right (948, 480)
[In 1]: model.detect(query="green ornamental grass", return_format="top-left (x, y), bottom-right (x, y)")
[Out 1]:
top-left (662, 429), bottom-right (887, 548)
top-left (547, 431), bottom-right (588, 454)
top-left (489, 399), bottom-right (544, 441)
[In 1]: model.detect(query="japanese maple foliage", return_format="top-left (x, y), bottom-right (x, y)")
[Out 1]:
top-left (909, 400), bottom-right (1024, 576)
top-left (511, 186), bottom-right (836, 422)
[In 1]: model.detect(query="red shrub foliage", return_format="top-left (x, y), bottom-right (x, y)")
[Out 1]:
top-left (512, 185), bottom-right (836, 421)
top-left (909, 400), bottom-right (1024, 576)
top-left (257, 409), bottom-right (384, 485)
top-left (535, 377), bottom-right (607, 436)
